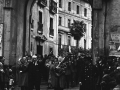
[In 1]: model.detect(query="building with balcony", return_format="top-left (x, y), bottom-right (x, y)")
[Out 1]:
top-left (58, 0), bottom-right (92, 54)
top-left (0, 0), bottom-right (58, 65)
top-left (30, 0), bottom-right (58, 57)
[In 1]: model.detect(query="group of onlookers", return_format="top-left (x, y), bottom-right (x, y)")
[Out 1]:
top-left (0, 53), bottom-right (96, 90)
top-left (0, 53), bottom-right (84, 90)
top-left (45, 53), bottom-right (83, 90)
top-left (2, 52), bottom-right (120, 90)
top-left (18, 54), bottom-right (44, 90)
top-left (0, 56), bottom-right (15, 90)
top-left (18, 53), bottom-right (90, 90)
top-left (16, 53), bottom-right (86, 90)
top-left (95, 56), bottom-right (120, 90)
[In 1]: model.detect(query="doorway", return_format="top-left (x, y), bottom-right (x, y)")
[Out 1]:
top-left (37, 45), bottom-right (43, 55)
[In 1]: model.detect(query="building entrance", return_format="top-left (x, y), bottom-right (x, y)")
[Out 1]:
top-left (37, 45), bottom-right (43, 55)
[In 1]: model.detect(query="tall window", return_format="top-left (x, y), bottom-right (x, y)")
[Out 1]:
top-left (84, 8), bottom-right (87, 17)
top-left (50, 18), bottom-right (54, 36)
top-left (77, 5), bottom-right (79, 14)
top-left (68, 36), bottom-right (71, 46)
top-left (59, 16), bottom-right (62, 26)
top-left (39, 11), bottom-right (42, 23)
top-left (59, 34), bottom-right (61, 45)
top-left (84, 24), bottom-right (87, 32)
top-left (84, 39), bottom-right (86, 50)
top-left (50, 18), bottom-right (53, 29)
top-left (49, 47), bottom-right (53, 54)
top-left (68, 2), bottom-right (71, 11)
top-left (59, 0), bottom-right (62, 8)
top-left (68, 19), bottom-right (71, 27)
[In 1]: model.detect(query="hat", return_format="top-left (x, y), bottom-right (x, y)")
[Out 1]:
top-left (32, 55), bottom-right (37, 58)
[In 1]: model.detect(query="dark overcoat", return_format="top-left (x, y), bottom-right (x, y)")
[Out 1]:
top-left (59, 74), bottom-right (66, 88)
top-left (18, 65), bottom-right (28, 87)
top-left (27, 61), bottom-right (42, 84)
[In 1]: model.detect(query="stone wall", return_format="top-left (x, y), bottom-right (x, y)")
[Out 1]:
top-left (93, 0), bottom-right (120, 63)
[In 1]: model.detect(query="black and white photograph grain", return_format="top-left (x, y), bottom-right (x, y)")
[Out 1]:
top-left (1, 0), bottom-right (120, 90)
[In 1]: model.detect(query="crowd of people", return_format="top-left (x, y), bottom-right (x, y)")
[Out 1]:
top-left (0, 53), bottom-right (94, 90)
top-left (95, 56), bottom-right (120, 90)
top-left (1, 52), bottom-right (120, 90)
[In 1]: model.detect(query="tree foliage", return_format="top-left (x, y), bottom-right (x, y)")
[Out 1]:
top-left (70, 20), bottom-right (85, 41)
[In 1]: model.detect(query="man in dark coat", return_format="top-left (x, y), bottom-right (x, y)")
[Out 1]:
top-left (27, 55), bottom-right (42, 90)
top-left (80, 56), bottom-right (93, 90)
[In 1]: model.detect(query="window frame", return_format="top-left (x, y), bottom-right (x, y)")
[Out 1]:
top-left (49, 17), bottom-right (54, 36)
top-left (59, 16), bottom-right (62, 26)
top-left (77, 5), bottom-right (79, 14)
top-left (59, 0), bottom-right (62, 8)
top-left (50, 17), bottom-right (53, 29)
top-left (49, 47), bottom-right (53, 54)
top-left (68, 2), bottom-right (71, 11)
top-left (59, 34), bottom-right (62, 45)
top-left (68, 36), bottom-right (71, 46)
top-left (39, 11), bottom-right (42, 23)
top-left (84, 8), bottom-right (87, 17)
top-left (84, 23), bottom-right (87, 32)
top-left (68, 19), bottom-right (71, 27)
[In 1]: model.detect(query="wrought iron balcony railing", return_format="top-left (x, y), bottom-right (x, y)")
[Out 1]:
top-left (49, 0), bottom-right (57, 14)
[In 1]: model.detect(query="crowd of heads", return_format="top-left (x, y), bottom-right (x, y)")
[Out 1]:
top-left (97, 56), bottom-right (120, 90)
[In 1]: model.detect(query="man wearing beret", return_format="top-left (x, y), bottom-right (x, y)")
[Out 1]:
top-left (27, 55), bottom-right (42, 90)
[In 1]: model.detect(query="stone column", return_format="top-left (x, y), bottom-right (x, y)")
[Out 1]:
top-left (3, 2), bottom-right (12, 65)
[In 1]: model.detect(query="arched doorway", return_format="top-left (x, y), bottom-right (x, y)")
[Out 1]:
top-left (24, 0), bottom-right (44, 56)
top-left (23, 0), bottom-right (35, 56)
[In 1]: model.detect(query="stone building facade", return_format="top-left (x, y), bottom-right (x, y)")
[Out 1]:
top-left (29, 0), bottom-right (58, 57)
top-left (92, 0), bottom-right (120, 64)
top-left (0, 0), bottom-right (58, 65)
top-left (58, 0), bottom-right (92, 54)
top-left (0, 0), bottom-right (92, 65)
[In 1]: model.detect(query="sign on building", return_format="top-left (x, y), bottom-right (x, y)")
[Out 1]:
top-left (111, 33), bottom-right (120, 43)
top-left (109, 27), bottom-right (120, 57)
